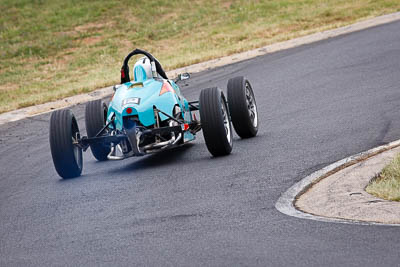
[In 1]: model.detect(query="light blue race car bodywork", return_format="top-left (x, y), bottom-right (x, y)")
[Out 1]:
top-left (107, 77), bottom-right (195, 142)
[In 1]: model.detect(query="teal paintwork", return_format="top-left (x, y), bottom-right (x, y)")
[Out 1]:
top-left (107, 78), bottom-right (193, 139)
top-left (133, 65), bottom-right (148, 82)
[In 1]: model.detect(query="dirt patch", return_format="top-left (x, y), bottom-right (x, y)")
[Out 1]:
top-left (222, 1), bottom-right (232, 9)
top-left (40, 51), bottom-right (76, 75)
top-left (0, 83), bottom-right (19, 92)
top-left (56, 22), bottom-right (113, 38)
top-left (82, 36), bottom-right (103, 45)
top-left (55, 30), bottom-right (77, 37)
top-left (74, 22), bottom-right (111, 32)
top-left (119, 40), bottom-right (133, 48)
top-left (161, 12), bottom-right (178, 21)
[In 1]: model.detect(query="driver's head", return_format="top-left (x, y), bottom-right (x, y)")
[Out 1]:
top-left (133, 57), bottom-right (152, 82)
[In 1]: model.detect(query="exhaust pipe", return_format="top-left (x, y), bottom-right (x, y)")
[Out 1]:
top-left (107, 144), bottom-right (125, 160)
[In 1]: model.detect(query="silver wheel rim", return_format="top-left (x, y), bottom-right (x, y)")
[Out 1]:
top-left (221, 98), bottom-right (232, 144)
top-left (71, 132), bottom-right (82, 169)
top-left (245, 82), bottom-right (258, 128)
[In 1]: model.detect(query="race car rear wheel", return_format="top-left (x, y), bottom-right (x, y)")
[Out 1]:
top-left (227, 76), bottom-right (258, 138)
top-left (199, 87), bottom-right (233, 156)
top-left (49, 109), bottom-right (83, 179)
top-left (85, 99), bottom-right (110, 161)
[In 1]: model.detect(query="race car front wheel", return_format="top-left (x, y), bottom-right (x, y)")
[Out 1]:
top-left (85, 99), bottom-right (110, 161)
top-left (227, 76), bottom-right (258, 138)
top-left (49, 109), bottom-right (83, 179)
top-left (199, 87), bottom-right (233, 156)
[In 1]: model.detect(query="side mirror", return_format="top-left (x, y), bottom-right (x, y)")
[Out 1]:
top-left (175, 72), bottom-right (190, 83)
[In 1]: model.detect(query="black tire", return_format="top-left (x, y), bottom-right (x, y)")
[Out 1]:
top-left (85, 99), bottom-right (110, 161)
top-left (49, 109), bottom-right (83, 179)
top-left (227, 76), bottom-right (258, 138)
top-left (199, 87), bottom-right (233, 156)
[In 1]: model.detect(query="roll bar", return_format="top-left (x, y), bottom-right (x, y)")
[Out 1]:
top-left (120, 48), bottom-right (168, 83)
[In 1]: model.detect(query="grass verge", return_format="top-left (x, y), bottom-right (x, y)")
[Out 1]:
top-left (366, 153), bottom-right (400, 201)
top-left (1, 0), bottom-right (400, 114)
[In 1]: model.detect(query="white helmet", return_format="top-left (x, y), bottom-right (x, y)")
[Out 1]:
top-left (133, 56), bottom-right (152, 81)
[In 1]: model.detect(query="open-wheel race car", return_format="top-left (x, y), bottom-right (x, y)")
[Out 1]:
top-left (49, 49), bottom-right (258, 178)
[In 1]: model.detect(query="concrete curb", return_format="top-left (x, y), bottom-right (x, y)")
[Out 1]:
top-left (1, 12), bottom-right (400, 126)
top-left (275, 140), bottom-right (400, 226)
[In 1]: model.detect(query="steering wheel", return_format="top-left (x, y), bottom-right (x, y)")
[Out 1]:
top-left (120, 49), bottom-right (168, 84)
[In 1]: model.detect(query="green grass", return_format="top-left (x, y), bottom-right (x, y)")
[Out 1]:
top-left (1, 0), bottom-right (400, 113)
top-left (366, 153), bottom-right (400, 201)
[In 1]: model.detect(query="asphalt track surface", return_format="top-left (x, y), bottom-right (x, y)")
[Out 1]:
top-left (1, 21), bottom-right (400, 266)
